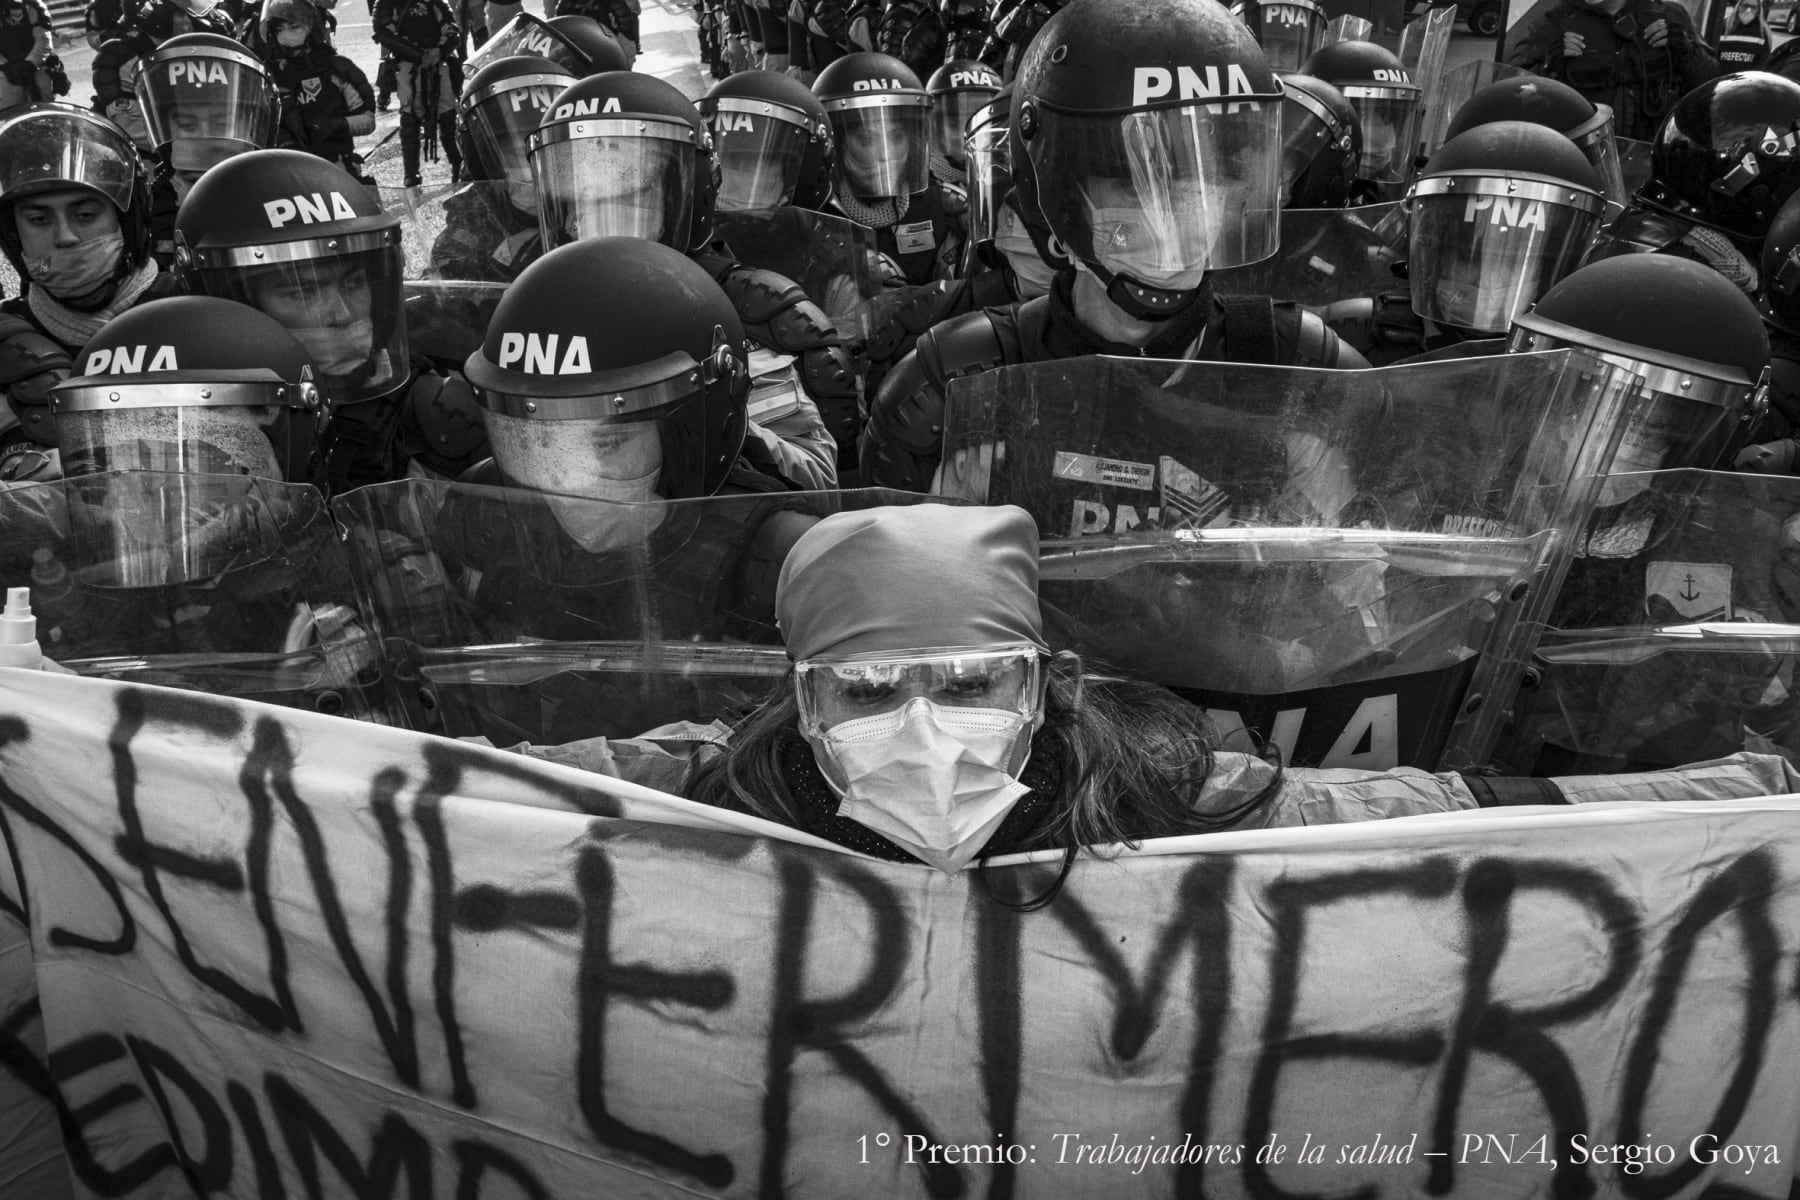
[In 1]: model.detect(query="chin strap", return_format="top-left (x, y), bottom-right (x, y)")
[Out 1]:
top-left (1085, 258), bottom-right (1201, 321)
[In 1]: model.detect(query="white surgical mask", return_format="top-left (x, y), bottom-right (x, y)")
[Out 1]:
top-left (814, 697), bottom-right (1033, 873)
top-left (543, 468), bottom-right (663, 554)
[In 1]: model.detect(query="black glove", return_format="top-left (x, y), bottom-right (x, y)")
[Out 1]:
top-left (1, 59), bottom-right (35, 85)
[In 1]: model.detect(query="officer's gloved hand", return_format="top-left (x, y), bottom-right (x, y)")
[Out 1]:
top-left (1736, 438), bottom-right (1799, 474)
top-left (1562, 30), bottom-right (1586, 55)
top-left (1644, 17), bottom-right (1670, 46)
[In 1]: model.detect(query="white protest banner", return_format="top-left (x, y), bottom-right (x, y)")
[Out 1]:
top-left (1, 667), bottom-right (1799, 1198)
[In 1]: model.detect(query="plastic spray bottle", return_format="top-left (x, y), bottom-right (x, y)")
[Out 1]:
top-left (0, 587), bottom-right (43, 669)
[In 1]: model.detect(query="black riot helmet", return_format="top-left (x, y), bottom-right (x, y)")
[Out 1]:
top-left (1229, 0), bottom-right (1328, 73)
top-left (0, 105), bottom-right (155, 303)
top-left (1407, 121), bottom-right (1606, 334)
top-left (813, 52), bottom-right (933, 202)
top-left (467, 12), bottom-right (627, 76)
top-left (458, 55), bottom-right (577, 201)
top-left (699, 69), bottom-right (836, 212)
top-left (464, 237), bottom-right (749, 503)
top-left (1445, 74), bottom-right (1625, 206)
top-left (1010, 0), bottom-right (1284, 319)
top-left (531, 71), bottom-right (718, 253)
top-left (174, 149), bottom-right (408, 406)
top-left (1299, 40), bottom-right (1421, 192)
top-left (1510, 256), bottom-right (1770, 495)
top-left (544, 15), bottom-right (634, 73)
top-left (1759, 187), bottom-right (1800, 335)
top-left (51, 296), bottom-right (326, 485)
top-left (1277, 71), bottom-right (1360, 209)
top-left (1638, 71), bottom-right (1800, 248)
top-left (926, 59), bottom-right (1002, 169)
top-left (135, 33), bottom-right (276, 176)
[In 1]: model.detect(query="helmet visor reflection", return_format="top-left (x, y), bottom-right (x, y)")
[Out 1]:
top-left (932, 89), bottom-right (993, 163)
top-left (137, 52), bottom-right (276, 156)
top-left (465, 77), bottom-right (567, 185)
top-left (1408, 179), bottom-right (1602, 332)
top-left (532, 127), bottom-right (696, 250)
top-left (711, 109), bottom-right (813, 211)
top-left (1341, 88), bottom-right (1420, 184)
top-left (1029, 100), bottom-right (1281, 281)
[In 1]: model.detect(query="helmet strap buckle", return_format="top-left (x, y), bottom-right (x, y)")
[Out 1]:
top-left (1091, 260), bottom-right (1200, 321)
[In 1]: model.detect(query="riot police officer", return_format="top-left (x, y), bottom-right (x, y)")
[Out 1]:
top-left (0, 105), bottom-right (174, 481)
top-left (862, 0), bottom-right (1366, 493)
top-left (430, 53), bottom-right (576, 282)
top-left (924, 57), bottom-right (999, 187)
top-left (134, 32), bottom-right (279, 265)
top-left (1735, 187), bottom-right (1800, 471)
top-left (175, 149), bottom-right (489, 493)
top-left (699, 67), bottom-right (836, 213)
top-left (1323, 120), bottom-right (1607, 365)
top-left (814, 51), bottom-right (964, 285)
top-left (1298, 40), bottom-right (1422, 201)
top-left (531, 70), bottom-right (860, 483)
top-left (1507, 0), bottom-right (1717, 141)
top-left (1583, 71), bottom-right (1800, 294)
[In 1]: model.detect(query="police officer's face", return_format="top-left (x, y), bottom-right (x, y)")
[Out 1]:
top-left (248, 259), bottom-right (375, 376)
top-left (15, 190), bottom-right (120, 259)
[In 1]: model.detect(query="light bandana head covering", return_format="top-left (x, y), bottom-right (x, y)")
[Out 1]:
top-left (776, 504), bottom-right (1049, 660)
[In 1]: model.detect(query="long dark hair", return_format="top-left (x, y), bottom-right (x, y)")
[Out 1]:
top-left (682, 651), bottom-right (1285, 898)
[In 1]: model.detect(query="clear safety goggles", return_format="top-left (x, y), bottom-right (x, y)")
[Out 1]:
top-left (794, 644), bottom-right (1046, 736)
top-left (531, 117), bottom-right (697, 250)
top-left (1029, 100), bottom-right (1282, 281)
top-left (137, 45), bottom-right (276, 158)
top-left (706, 97), bottom-right (820, 211)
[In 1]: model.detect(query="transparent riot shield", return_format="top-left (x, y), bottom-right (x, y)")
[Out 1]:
top-left (403, 280), bottom-right (507, 371)
top-left (712, 206), bottom-right (890, 342)
top-left (333, 480), bottom-right (951, 745)
top-left (0, 472), bottom-right (386, 719)
top-left (1500, 468), bottom-right (1800, 775)
top-left (1321, 14), bottom-right (1377, 46)
top-left (387, 182), bottom-right (546, 286)
top-left (1399, 4), bottom-right (1456, 160)
top-left (465, 12), bottom-right (582, 75)
top-left (1208, 203), bottom-right (1406, 306)
top-left (938, 350), bottom-right (1649, 770)
top-left (1416, 59), bottom-right (1527, 162)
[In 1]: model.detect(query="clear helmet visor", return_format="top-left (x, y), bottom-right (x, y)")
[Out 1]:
top-left (794, 645), bottom-right (1045, 737)
top-left (136, 52), bottom-right (275, 158)
top-left (0, 112), bottom-right (139, 213)
top-left (465, 78), bottom-right (566, 190)
top-left (1278, 98), bottom-right (1335, 195)
top-left (1245, 1), bottom-right (1328, 71)
top-left (709, 107), bottom-right (813, 212)
top-left (190, 243), bottom-right (407, 405)
top-left (1572, 104), bottom-right (1627, 208)
top-left (932, 89), bottom-right (994, 165)
top-left (486, 408), bottom-right (668, 552)
top-left (1342, 88), bottom-right (1420, 184)
top-left (965, 122), bottom-right (1010, 246)
top-left (58, 404), bottom-right (289, 481)
top-left (828, 98), bottom-right (931, 199)
top-left (1030, 99), bottom-right (1282, 284)
top-left (1408, 180), bottom-right (1602, 332)
top-left (532, 125), bottom-right (696, 251)
top-left (466, 14), bottom-right (580, 74)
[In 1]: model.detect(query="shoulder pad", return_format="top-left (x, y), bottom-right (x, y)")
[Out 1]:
top-left (406, 370), bottom-right (488, 475)
top-left (923, 307), bottom-right (1012, 380)
top-left (864, 280), bottom-right (957, 364)
top-left (1292, 306), bottom-right (1356, 370)
top-left (861, 310), bottom-right (1013, 492)
top-left (715, 263), bottom-right (810, 327)
top-left (0, 314), bottom-right (71, 448)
